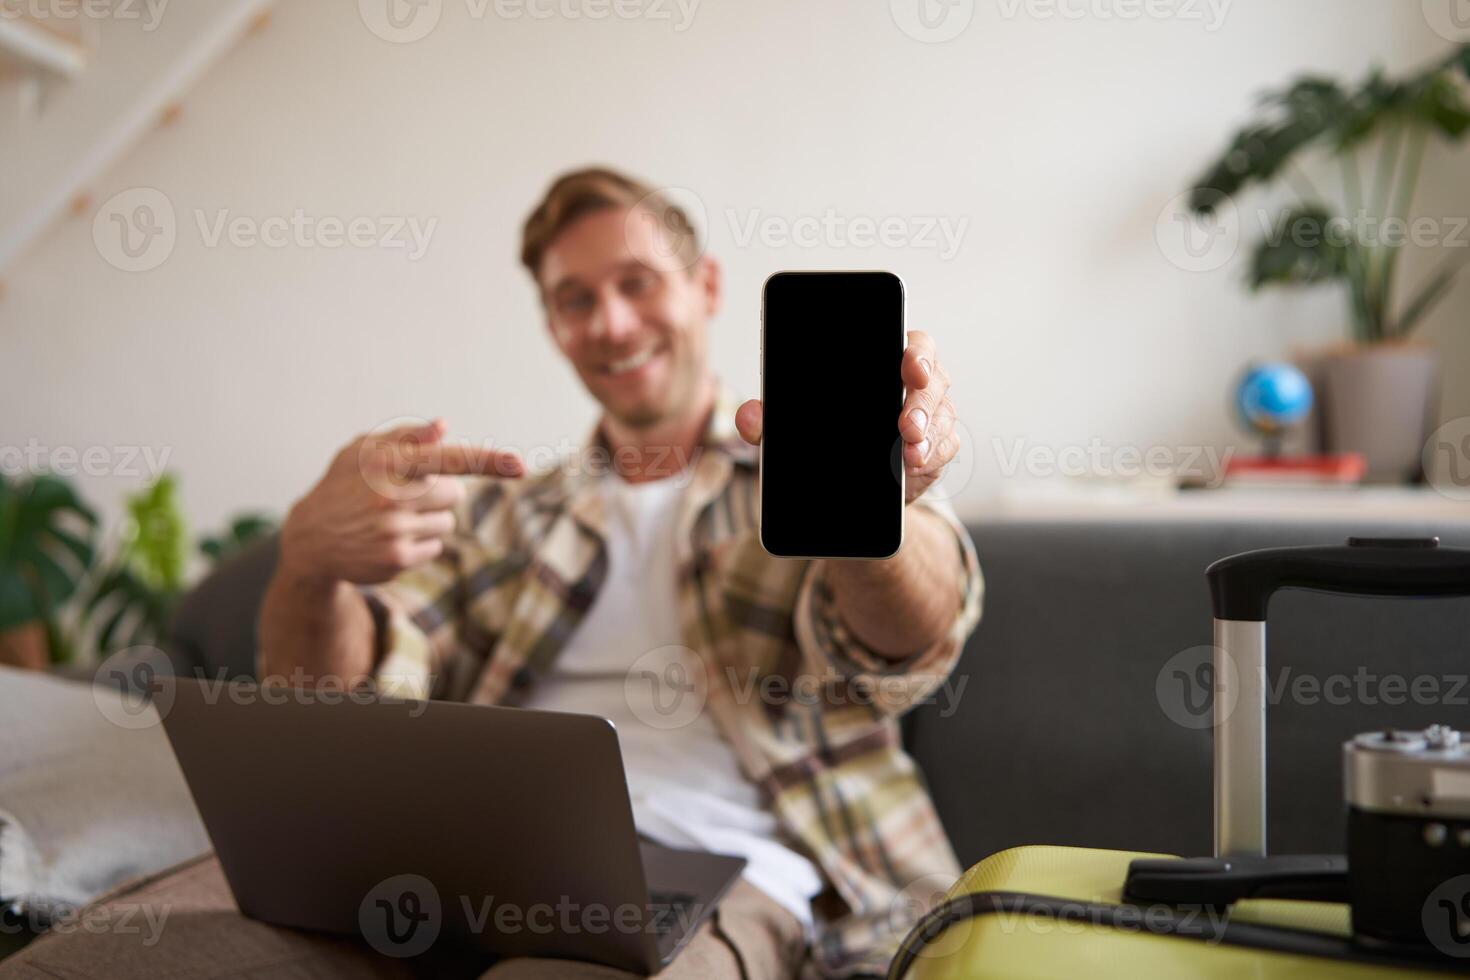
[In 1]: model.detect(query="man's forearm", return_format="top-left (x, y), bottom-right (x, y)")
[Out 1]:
top-left (822, 506), bottom-right (961, 660)
top-left (258, 570), bottom-right (377, 687)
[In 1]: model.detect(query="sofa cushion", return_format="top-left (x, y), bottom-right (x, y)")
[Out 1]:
top-left (0, 666), bottom-right (209, 923)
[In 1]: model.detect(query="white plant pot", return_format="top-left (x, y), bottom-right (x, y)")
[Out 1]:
top-left (1317, 342), bottom-right (1439, 484)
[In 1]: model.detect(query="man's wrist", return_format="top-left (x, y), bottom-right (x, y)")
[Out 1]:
top-left (828, 507), bottom-right (937, 575)
top-left (273, 545), bottom-right (346, 600)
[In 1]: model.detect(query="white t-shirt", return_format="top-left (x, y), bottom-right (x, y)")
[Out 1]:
top-left (518, 473), bottom-right (823, 930)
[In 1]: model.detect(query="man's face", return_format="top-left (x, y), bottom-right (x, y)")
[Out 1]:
top-left (538, 206), bottom-right (719, 429)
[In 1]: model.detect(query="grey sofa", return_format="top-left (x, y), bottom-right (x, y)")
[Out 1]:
top-left (167, 518), bottom-right (1470, 868)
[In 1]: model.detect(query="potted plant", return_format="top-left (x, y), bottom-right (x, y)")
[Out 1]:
top-left (84, 473), bottom-right (191, 654)
top-left (0, 469), bottom-right (275, 669)
top-left (1189, 44), bottom-right (1470, 482)
top-left (0, 473), bottom-right (98, 668)
top-left (85, 474), bottom-right (276, 653)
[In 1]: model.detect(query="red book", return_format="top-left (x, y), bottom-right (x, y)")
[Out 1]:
top-left (1222, 453), bottom-right (1368, 485)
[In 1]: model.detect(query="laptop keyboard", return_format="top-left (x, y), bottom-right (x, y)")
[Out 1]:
top-left (646, 889), bottom-right (699, 936)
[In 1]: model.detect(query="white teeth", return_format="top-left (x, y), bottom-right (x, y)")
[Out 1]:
top-left (607, 348), bottom-right (657, 374)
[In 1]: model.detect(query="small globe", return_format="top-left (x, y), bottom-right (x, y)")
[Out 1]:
top-left (1235, 362), bottom-right (1313, 437)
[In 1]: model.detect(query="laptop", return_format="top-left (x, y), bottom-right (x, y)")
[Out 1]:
top-left (156, 676), bottom-right (746, 974)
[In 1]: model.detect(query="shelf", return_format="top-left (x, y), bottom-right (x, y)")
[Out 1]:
top-left (967, 486), bottom-right (1470, 523)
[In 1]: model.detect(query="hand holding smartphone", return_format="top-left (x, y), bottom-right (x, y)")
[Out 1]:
top-left (758, 271), bottom-right (906, 560)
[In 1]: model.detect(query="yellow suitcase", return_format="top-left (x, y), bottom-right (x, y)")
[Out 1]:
top-left (890, 845), bottom-right (1458, 979)
top-left (891, 539), bottom-right (1470, 979)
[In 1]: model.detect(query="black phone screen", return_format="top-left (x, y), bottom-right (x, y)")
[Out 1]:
top-left (759, 271), bottom-right (905, 559)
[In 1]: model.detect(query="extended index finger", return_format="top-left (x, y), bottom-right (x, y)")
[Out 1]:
top-left (411, 442), bottom-right (525, 478)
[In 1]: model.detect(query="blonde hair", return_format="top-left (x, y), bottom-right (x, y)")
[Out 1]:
top-left (520, 166), bottom-right (699, 278)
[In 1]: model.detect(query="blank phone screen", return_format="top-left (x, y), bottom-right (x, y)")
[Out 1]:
top-left (760, 271), bottom-right (905, 559)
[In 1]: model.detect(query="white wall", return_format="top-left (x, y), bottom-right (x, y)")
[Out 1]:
top-left (0, 0), bottom-right (268, 270)
top-left (2, 0), bottom-right (1468, 538)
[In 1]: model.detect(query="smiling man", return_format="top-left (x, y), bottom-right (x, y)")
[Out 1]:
top-left (273, 167), bottom-right (982, 978)
top-left (0, 168), bottom-right (981, 980)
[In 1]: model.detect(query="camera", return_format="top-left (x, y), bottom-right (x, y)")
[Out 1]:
top-left (1345, 725), bottom-right (1470, 952)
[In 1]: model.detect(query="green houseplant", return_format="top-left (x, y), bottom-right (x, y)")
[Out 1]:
top-left (1188, 44), bottom-right (1470, 480)
top-left (0, 470), bottom-right (274, 668)
top-left (0, 473), bottom-right (99, 668)
top-left (84, 474), bottom-right (192, 655)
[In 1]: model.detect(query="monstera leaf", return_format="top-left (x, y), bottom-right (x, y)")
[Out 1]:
top-left (1189, 77), bottom-right (1351, 212)
top-left (1187, 43), bottom-right (1470, 342)
top-left (1248, 205), bottom-right (1355, 290)
top-left (0, 474), bottom-right (98, 661)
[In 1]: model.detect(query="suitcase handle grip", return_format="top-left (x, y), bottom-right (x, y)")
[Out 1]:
top-left (1207, 537), bottom-right (1470, 621)
top-left (1208, 535), bottom-right (1470, 858)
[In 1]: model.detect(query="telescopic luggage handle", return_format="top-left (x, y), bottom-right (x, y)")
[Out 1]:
top-left (1206, 537), bottom-right (1470, 858)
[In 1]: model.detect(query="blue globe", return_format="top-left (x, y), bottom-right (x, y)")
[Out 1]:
top-left (1235, 362), bottom-right (1313, 437)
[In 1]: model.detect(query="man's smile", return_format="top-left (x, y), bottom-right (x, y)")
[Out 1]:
top-left (600, 343), bottom-right (668, 377)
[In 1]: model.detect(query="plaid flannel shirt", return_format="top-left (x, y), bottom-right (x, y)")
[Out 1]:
top-left (365, 385), bottom-right (983, 977)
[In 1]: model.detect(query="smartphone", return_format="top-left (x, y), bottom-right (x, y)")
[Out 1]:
top-left (759, 271), bottom-right (906, 560)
